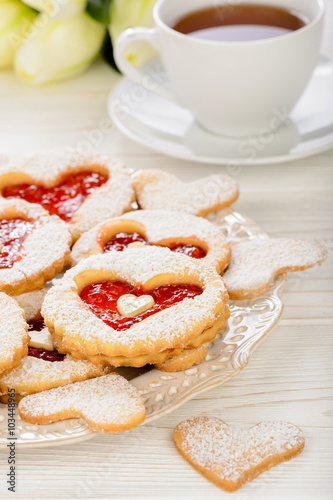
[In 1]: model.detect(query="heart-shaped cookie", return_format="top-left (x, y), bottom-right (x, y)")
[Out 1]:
top-left (117, 293), bottom-right (155, 317)
top-left (174, 417), bottom-right (305, 492)
top-left (224, 238), bottom-right (327, 299)
top-left (18, 373), bottom-right (146, 433)
top-left (134, 169), bottom-right (239, 217)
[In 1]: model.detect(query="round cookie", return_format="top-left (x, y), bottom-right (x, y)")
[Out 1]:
top-left (42, 246), bottom-right (230, 368)
top-left (71, 209), bottom-right (231, 272)
top-left (0, 149), bottom-right (135, 241)
top-left (134, 169), bottom-right (239, 216)
top-left (0, 199), bottom-right (71, 295)
top-left (0, 292), bottom-right (29, 377)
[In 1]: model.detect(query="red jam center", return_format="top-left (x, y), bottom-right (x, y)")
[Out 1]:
top-left (0, 218), bottom-right (35, 269)
top-left (28, 319), bottom-right (65, 362)
top-left (80, 281), bottom-right (202, 331)
top-left (2, 171), bottom-right (108, 222)
top-left (103, 232), bottom-right (206, 259)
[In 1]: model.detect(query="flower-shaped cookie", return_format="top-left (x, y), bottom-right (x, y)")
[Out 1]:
top-left (134, 169), bottom-right (239, 216)
top-left (0, 149), bottom-right (135, 241)
top-left (71, 209), bottom-right (231, 272)
top-left (0, 199), bottom-right (71, 295)
top-left (42, 246), bottom-right (229, 368)
top-left (0, 292), bottom-right (28, 377)
top-left (224, 238), bottom-right (327, 299)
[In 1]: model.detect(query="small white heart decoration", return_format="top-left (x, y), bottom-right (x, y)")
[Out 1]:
top-left (28, 327), bottom-right (54, 351)
top-left (117, 294), bottom-right (155, 318)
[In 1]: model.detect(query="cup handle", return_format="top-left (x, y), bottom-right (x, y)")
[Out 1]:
top-left (114, 27), bottom-right (179, 104)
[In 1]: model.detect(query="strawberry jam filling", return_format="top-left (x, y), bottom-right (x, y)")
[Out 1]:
top-left (2, 171), bottom-right (108, 222)
top-left (103, 232), bottom-right (206, 259)
top-left (103, 232), bottom-right (147, 252)
top-left (80, 281), bottom-right (202, 331)
top-left (0, 218), bottom-right (35, 269)
top-left (28, 319), bottom-right (65, 362)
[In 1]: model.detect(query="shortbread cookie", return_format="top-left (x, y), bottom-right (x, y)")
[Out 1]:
top-left (174, 417), bottom-right (305, 492)
top-left (42, 246), bottom-right (229, 368)
top-left (0, 199), bottom-right (71, 295)
top-left (0, 149), bottom-right (134, 241)
top-left (0, 292), bottom-right (29, 377)
top-left (71, 209), bottom-right (231, 272)
top-left (14, 284), bottom-right (52, 321)
top-left (19, 373), bottom-right (146, 432)
top-left (155, 345), bottom-right (208, 372)
top-left (224, 238), bottom-right (327, 299)
top-left (0, 316), bottom-right (110, 403)
top-left (134, 170), bottom-right (239, 217)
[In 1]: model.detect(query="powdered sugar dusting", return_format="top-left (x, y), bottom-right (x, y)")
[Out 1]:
top-left (42, 246), bottom-right (228, 358)
top-left (175, 417), bottom-right (305, 483)
top-left (71, 209), bottom-right (230, 272)
top-left (0, 149), bottom-right (135, 241)
top-left (0, 353), bottom-right (107, 397)
top-left (134, 170), bottom-right (239, 216)
top-left (14, 284), bottom-right (51, 321)
top-left (19, 373), bottom-right (145, 431)
top-left (224, 238), bottom-right (327, 299)
top-left (0, 198), bottom-right (71, 293)
top-left (0, 292), bottom-right (28, 375)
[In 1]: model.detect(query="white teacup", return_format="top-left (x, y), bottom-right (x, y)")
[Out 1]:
top-left (115, 0), bottom-right (325, 137)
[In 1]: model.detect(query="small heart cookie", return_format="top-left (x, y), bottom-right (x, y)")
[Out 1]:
top-left (117, 293), bottom-right (155, 317)
top-left (134, 169), bottom-right (239, 217)
top-left (19, 373), bottom-right (146, 433)
top-left (224, 238), bottom-right (327, 299)
top-left (174, 417), bottom-right (305, 492)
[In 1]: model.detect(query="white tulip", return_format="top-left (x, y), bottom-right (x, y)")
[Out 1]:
top-left (109, 0), bottom-right (157, 67)
top-left (15, 12), bottom-right (106, 84)
top-left (22, 0), bottom-right (87, 20)
top-left (0, 0), bottom-right (36, 69)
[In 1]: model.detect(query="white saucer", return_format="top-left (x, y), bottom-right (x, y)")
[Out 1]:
top-left (108, 55), bottom-right (333, 165)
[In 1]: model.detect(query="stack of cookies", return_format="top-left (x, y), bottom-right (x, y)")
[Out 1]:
top-left (0, 149), bottom-right (327, 432)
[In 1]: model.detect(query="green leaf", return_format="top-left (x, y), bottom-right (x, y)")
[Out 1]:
top-left (102, 31), bottom-right (120, 72)
top-left (86, 0), bottom-right (112, 26)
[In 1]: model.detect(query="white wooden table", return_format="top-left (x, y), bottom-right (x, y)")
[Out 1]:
top-left (0, 4), bottom-right (332, 498)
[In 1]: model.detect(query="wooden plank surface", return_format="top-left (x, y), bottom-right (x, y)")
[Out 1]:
top-left (0, 2), bottom-right (332, 499)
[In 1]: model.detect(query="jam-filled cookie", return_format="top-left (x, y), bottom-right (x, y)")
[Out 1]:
top-left (0, 317), bottom-right (110, 403)
top-left (0, 149), bottom-right (135, 241)
top-left (71, 209), bottom-right (231, 272)
top-left (42, 246), bottom-right (229, 368)
top-left (0, 199), bottom-right (71, 295)
top-left (0, 292), bottom-right (28, 377)
top-left (134, 169), bottom-right (239, 216)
